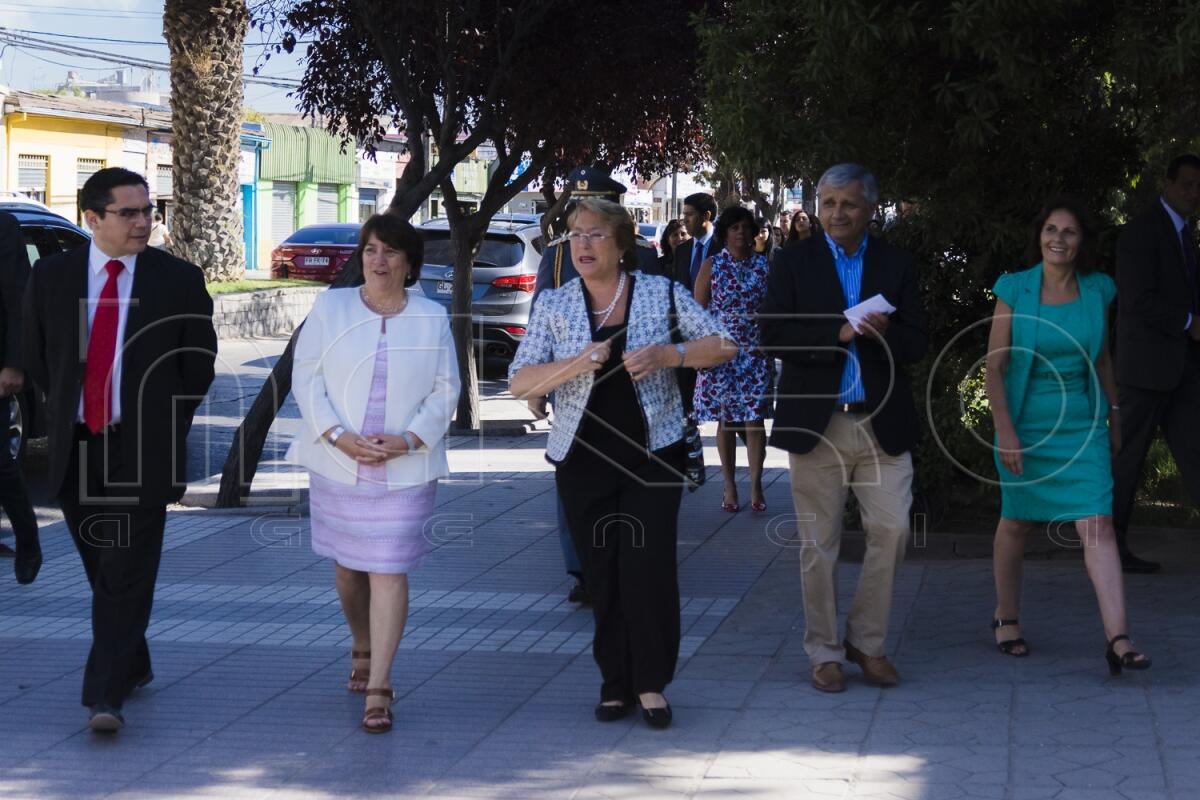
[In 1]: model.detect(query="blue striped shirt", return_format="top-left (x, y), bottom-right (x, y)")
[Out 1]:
top-left (824, 232), bottom-right (868, 404)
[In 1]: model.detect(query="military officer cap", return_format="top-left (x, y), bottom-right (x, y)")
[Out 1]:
top-left (565, 166), bottom-right (627, 197)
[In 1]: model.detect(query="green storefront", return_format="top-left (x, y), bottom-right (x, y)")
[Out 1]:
top-left (256, 122), bottom-right (357, 266)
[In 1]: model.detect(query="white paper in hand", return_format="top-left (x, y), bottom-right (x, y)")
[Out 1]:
top-left (844, 293), bottom-right (897, 333)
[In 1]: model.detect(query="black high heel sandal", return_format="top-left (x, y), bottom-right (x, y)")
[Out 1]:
top-left (990, 617), bottom-right (1030, 657)
top-left (1105, 634), bottom-right (1151, 676)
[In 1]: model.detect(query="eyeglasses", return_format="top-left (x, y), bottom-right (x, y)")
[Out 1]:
top-left (102, 205), bottom-right (156, 220)
top-left (566, 232), bottom-right (612, 245)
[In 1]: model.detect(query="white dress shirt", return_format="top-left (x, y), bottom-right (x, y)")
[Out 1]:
top-left (78, 242), bottom-right (137, 423)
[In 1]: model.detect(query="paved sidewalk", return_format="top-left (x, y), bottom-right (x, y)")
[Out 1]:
top-left (0, 452), bottom-right (1195, 800)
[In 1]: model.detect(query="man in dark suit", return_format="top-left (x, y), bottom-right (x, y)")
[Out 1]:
top-left (0, 210), bottom-right (40, 584)
top-left (667, 192), bottom-right (718, 292)
top-left (761, 163), bottom-right (927, 694)
top-left (23, 168), bottom-right (216, 732)
top-left (1112, 154), bottom-right (1200, 574)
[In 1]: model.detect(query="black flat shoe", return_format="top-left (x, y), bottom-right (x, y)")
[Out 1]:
top-left (1105, 634), bottom-right (1152, 676)
top-left (14, 546), bottom-right (41, 585)
top-left (641, 703), bottom-right (672, 729)
top-left (594, 702), bottom-right (632, 722)
top-left (568, 580), bottom-right (590, 605)
top-left (88, 704), bottom-right (125, 733)
top-left (1120, 553), bottom-right (1161, 574)
top-left (990, 617), bottom-right (1030, 657)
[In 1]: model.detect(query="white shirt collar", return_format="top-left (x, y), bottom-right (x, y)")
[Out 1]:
top-left (88, 241), bottom-right (138, 277)
top-left (697, 227), bottom-right (714, 246)
top-left (1160, 196), bottom-right (1186, 234)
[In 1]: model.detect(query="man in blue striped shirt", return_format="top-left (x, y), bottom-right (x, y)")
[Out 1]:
top-left (761, 163), bottom-right (928, 695)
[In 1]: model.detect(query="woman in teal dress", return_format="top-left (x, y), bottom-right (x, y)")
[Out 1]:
top-left (985, 198), bottom-right (1151, 675)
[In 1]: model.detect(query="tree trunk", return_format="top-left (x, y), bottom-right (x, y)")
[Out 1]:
top-left (446, 213), bottom-right (487, 432)
top-left (216, 332), bottom-right (296, 506)
top-left (164, 0), bottom-right (249, 281)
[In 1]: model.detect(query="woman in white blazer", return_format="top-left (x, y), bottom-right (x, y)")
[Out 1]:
top-left (288, 214), bottom-right (460, 733)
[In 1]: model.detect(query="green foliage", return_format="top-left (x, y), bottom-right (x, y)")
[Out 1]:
top-left (700, 0), bottom-right (1200, 511)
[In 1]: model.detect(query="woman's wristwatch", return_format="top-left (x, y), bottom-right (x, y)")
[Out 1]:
top-left (326, 425), bottom-right (346, 445)
top-left (675, 343), bottom-right (686, 367)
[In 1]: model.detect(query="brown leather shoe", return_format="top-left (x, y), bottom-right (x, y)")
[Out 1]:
top-left (810, 661), bottom-right (846, 693)
top-left (844, 640), bottom-right (899, 687)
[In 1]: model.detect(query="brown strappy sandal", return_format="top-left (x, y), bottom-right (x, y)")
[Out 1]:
top-left (361, 688), bottom-right (395, 734)
top-left (347, 650), bottom-right (371, 693)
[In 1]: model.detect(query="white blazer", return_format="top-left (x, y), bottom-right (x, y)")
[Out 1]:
top-left (287, 287), bottom-right (461, 488)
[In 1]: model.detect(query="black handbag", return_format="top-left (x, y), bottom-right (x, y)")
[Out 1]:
top-left (668, 284), bottom-right (706, 491)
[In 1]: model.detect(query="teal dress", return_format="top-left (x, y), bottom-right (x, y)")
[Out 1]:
top-left (993, 269), bottom-right (1116, 521)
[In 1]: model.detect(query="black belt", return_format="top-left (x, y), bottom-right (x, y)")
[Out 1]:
top-left (835, 402), bottom-right (869, 414)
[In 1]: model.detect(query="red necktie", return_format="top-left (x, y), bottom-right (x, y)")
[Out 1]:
top-left (83, 259), bottom-right (123, 433)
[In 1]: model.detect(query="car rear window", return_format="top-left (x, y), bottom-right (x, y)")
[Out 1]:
top-left (285, 226), bottom-right (360, 245)
top-left (421, 232), bottom-right (524, 268)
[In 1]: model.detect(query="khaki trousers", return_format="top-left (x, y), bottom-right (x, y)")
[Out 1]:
top-left (787, 412), bottom-right (913, 664)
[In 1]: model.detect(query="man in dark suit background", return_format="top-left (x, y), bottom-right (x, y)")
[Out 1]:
top-left (761, 163), bottom-right (927, 694)
top-left (668, 192), bottom-right (718, 292)
top-left (23, 168), bottom-right (216, 732)
top-left (1112, 153), bottom-right (1200, 574)
top-left (0, 210), bottom-right (40, 584)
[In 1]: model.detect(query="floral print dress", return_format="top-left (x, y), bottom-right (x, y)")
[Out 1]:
top-left (693, 249), bottom-right (774, 423)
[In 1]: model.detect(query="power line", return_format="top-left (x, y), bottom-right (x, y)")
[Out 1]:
top-left (12, 46), bottom-right (107, 71)
top-left (0, 6), bottom-right (161, 20)
top-left (0, 1), bottom-right (160, 15)
top-left (5, 28), bottom-right (316, 47)
top-left (0, 30), bottom-right (302, 89)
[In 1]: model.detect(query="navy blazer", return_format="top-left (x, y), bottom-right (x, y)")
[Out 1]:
top-left (760, 234), bottom-right (928, 456)
top-left (1115, 201), bottom-right (1200, 391)
top-left (0, 212), bottom-right (30, 369)
top-left (22, 244), bottom-right (217, 505)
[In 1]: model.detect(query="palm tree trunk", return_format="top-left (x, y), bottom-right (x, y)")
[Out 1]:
top-left (164, 0), bottom-right (249, 281)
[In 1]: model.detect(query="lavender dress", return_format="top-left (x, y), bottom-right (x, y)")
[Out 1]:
top-left (309, 319), bottom-right (436, 573)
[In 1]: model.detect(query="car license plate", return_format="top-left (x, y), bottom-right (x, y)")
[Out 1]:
top-left (302, 256), bottom-right (329, 266)
top-left (436, 281), bottom-right (453, 295)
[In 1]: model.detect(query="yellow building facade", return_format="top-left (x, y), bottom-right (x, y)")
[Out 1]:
top-left (1, 90), bottom-right (171, 225)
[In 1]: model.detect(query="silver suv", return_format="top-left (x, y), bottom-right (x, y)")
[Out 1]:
top-left (416, 215), bottom-right (542, 361)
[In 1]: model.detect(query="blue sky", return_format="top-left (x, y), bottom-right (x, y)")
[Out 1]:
top-left (0, 0), bottom-right (306, 112)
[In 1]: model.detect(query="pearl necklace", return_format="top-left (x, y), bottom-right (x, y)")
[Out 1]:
top-left (360, 286), bottom-right (407, 315)
top-left (589, 271), bottom-right (627, 328)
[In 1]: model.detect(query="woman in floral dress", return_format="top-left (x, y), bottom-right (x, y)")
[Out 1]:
top-left (693, 206), bottom-right (776, 513)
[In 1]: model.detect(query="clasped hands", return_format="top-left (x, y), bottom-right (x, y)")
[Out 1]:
top-left (575, 341), bottom-right (676, 382)
top-left (334, 432), bottom-right (417, 464)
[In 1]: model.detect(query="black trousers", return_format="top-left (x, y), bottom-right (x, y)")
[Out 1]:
top-left (0, 411), bottom-right (38, 553)
top-left (1113, 356), bottom-right (1200, 552)
top-left (58, 425), bottom-right (167, 709)
top-left (556, 448), bottom-right (684, 703)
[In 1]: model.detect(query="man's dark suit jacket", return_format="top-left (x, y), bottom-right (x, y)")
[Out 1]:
top-left (666, 236), bottom-right (715, 292)
top-left (22, 244), bottom-right (217, 506)
top-left (0, 212), bottom-right (31, 370)
top-left (760, 234), bottom-right (928, 456)
top-left (1115, 202), bottom-right (1200, 391)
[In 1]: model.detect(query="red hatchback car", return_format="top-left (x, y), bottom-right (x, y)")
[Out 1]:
top-left (270, 223), bottom-right (361, 282)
